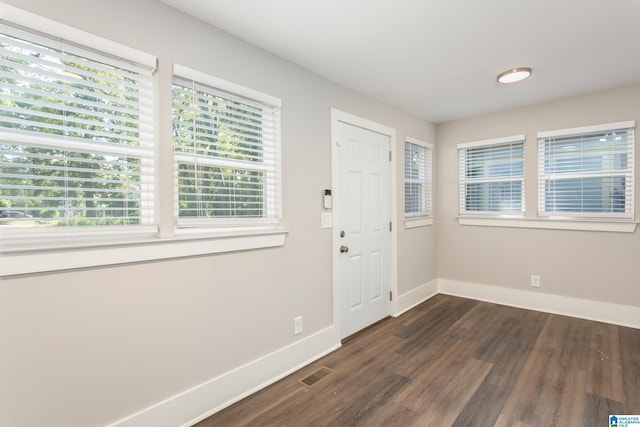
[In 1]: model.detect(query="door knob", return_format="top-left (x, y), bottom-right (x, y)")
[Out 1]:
top-left (340, 245), bottom-right (349, 253)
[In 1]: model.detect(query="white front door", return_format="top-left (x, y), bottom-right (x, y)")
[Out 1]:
top-left (336, 121), bottom-right (391, 339)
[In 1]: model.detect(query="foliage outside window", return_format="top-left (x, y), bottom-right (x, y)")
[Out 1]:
top-left (404, 138), bottom-right (432, 219)
top-left (458, 136), bottom-right (525, 216)
top-left (538, 122), bottom-right (635, 220)
top-left (0, 23), bottom-right (155, 237)
top-left (172, 65), bottom-right (282, 229)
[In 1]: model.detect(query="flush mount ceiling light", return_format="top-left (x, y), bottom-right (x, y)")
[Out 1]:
top-left (497, 67), bottom-right (532, 84)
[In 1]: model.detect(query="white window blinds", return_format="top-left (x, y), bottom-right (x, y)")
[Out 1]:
top-left (172, 65), bottom-right (282, 228)
top-left (404, 138), bottom-right (432, 218)
top-left (458, 136), bottom-right (525, 216)
top-left (0, 22), bottom-right (155, 233)
top-left (538, 121), bottom-right (635, 220)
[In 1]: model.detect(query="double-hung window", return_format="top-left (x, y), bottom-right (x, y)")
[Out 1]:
top-left (0, 17), bottom-right (156, 247)
top-left (458, 135), bottom-right (525, 216)
top-left (538, 121), bottom-right (635, 221)
top-left (172, 65), bottom-right (282, 231)
top-left (404, 138), bottom-right (433, 220)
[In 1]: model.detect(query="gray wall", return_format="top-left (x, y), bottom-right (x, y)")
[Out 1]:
top-left (10, 2), bottom-right (638, 426)
top-left (0, 1), bottom-right (436, 426)
top-left (437, 84), bottom-right (640, 306)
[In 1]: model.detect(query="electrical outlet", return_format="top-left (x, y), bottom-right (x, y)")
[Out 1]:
top-left (294, 316), bottom-right (303, 335)
top-left (530, 274), bottom-right (541, 288)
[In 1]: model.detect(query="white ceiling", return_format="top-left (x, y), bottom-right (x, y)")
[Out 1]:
top-left (160, 0), bottom-right (640, 123)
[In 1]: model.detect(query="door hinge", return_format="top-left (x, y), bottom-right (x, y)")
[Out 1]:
top-left (389, 151), bottom-right (392, 162)
top-left (389, 291), bottom-right (393, 301)
top-left (389, 221), bottom-right (392, 232)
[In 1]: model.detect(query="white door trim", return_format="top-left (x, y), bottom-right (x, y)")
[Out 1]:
top-left (330, 108), bottom-right (399, 337)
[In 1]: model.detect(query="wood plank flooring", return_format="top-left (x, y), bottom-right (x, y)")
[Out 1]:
top-left (195, 295), bottom-right (640, 426)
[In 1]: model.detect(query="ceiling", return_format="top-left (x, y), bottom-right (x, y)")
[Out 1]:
top-left (160, 0), bottom-right (640, 123)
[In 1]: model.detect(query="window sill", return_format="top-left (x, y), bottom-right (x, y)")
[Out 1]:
top-left (0, 229), bottom-right (288, 277)
top-left (457, 216), bottom-right (637, 233)
top-left (404, 217), bottom-right (434, 228)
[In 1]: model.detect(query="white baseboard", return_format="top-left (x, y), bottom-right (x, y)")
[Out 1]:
top-left (106, 279), bottom-right (640, 427)
top-left (438, 278), bottom-right (640, 329)
top-left (106, 326), bottom-right (340, 427)
top-left (395, 279), bottom-right (438, 316)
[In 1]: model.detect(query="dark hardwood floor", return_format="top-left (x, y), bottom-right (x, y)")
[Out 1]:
top-left (196, 294), bottom-right (640, 426)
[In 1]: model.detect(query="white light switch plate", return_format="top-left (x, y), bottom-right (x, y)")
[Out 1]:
top-left (321, 213), bottom-right (332, 228)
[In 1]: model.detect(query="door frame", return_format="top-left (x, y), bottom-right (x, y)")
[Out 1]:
top-left (330, 108), bottom-right (399, 339)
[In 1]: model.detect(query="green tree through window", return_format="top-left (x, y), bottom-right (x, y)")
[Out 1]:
top-left (172, 70), bottom-right (281, 227)
top-left (0, 25), bottom-right (154, 227)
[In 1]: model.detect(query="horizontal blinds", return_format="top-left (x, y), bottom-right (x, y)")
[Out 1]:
top-left (538, 125), bottom-right (634, 219)
top-left (0, 3), bottom-right (157, 69)
top-left (459, 139), bottom-right (525, 215)
top-left (172, 73), bottom-right (281, 226)
top-left (0, 23), bottom-right (155, 230)
top-left (404, 141), bottom-right (432, 218)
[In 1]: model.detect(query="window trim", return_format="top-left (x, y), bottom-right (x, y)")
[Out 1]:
top-left (0, 230), bottom-right (288, 277)
top-left (405, 217), bottom-right (434, 228)
top-left (0, 5), bottom-right (288, 277)
top-left (0, 3), bottom-right (156, 69)
top-left (0, 39), bottom-right (156, 231)
top-left (172, 65), bottom-right (281, 108)
top-left (458, 134), bottom-right (526, 217)
top-left (172, 64), bottom-right (283, 233)
top-left (537, 120), bottom-right (635, 221)
top-left (0, 5), bottom-right (158, 243)
top-left (404, 137), bottom-right (433, 226)
top-left (458, 216), bottom-right (637, 233)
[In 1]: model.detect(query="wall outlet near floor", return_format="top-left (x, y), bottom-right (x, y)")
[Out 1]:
top-left (530, 274), bottom-right (541, 288)
top-left (294, 316), bottom-right (303, 335)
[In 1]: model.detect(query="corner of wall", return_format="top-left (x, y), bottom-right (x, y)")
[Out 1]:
top-left (395, 279), bottom-right (439, 316)
top-left (438, 278), bottom-right (640, 330)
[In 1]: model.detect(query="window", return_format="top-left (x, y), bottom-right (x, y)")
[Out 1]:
top-left (458, 135), bottom-right (525, 216)
top-left (538, 121), bottom-right (635, 220)
top-left (0, 18), bottom-right (156, 245)
top-left (172, 65), bottom-right (282, 230)
top-left (0, 6), bottom-right (286, 276)
top-left (404, 138), bottom-right (432, 219)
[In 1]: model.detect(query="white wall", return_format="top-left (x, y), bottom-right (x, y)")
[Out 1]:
top-left (0, 1), bottom-right (436, 426)
top-left (437, 84), bottom-right (640, 307)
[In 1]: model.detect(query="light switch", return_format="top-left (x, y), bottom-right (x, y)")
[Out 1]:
top-left (321, 213), bottom-right (332, 228)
